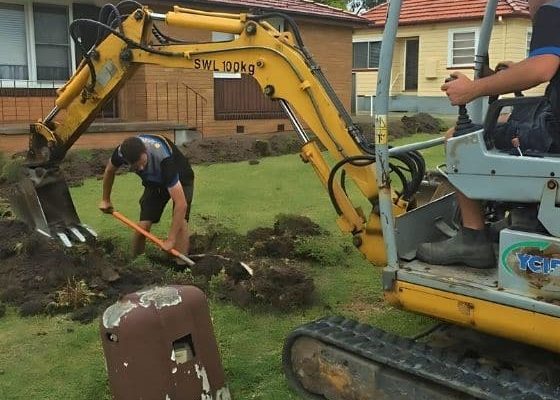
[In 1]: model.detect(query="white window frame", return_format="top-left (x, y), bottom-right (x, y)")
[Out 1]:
top-left (526, 28), bottom-right (533, 57)
top-left (212, 31), bottom-right (241, 79)
top-left (355, 94), bottom-right (373, 115)
top-left (447, 27), bottom-right (479, 68)
top-left (0, 0), bottom-right (76, 88)
top-left (352, 36), bottom-right (382, 70)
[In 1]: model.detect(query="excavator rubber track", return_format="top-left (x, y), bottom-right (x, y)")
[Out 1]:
top-left (283, 316), bottom-right (560, 400)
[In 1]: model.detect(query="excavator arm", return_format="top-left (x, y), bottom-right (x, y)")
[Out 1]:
top-left (18, 4), bottom-right (410, 261)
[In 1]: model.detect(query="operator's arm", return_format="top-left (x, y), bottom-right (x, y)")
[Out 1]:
top-left (442, 55), bottom-right (560, 105)
top-left (99, 161), bottom-right (118, 213)
top-left (443, 3), bottom-right (560, 106)
top-left (99, 148), bottom-right (124, 213)
top-left (164, 181), bottom-right (188, 250)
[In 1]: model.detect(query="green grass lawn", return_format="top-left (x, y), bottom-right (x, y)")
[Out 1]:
top-left (0, 133), bottom-right (444, 399)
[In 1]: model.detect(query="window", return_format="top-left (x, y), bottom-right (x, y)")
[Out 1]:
top-left (212, 32), bottom-right (241, 79)
top-left (266, 17), bottom-right (285, 32)
top-left (0, 2), bottom-right (73, 84)
top-left (448, 28), bottom-right (478, 67)
top-left (527, 29), bottom-right (532, 57)
top-left (34, 4), bottom-right (71, 81)
top-left (352, 41), bottom-right (381, 69)
top-left (356, 95), bottom-right (373, 114)
top-left (0, 3), bottom-right (28, 80)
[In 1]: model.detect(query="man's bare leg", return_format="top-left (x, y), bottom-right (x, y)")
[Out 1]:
top-left (456, 191), bottom-right (485, 230)
top-left (132, 220), bottom-right (152, 257)
top-left (175, 221), bottom-right (190, 255)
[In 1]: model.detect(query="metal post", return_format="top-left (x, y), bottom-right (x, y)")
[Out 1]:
top-left (374, 0), bottom-right (403, 271)
top-left (470, 0), bottom-right (499, 124)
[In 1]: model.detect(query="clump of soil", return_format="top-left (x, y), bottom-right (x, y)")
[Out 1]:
top-left (247, 214), bottom-right (325, 259)
top-left (0, 219), bottom-right (166, 322)
top-left (182, 132), bottom-right (301, 165)
top-left (61, 149), bottom-right (112, 187)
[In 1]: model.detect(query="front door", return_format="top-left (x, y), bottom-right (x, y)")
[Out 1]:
top-left (405, 38), bottom-right (419, 91)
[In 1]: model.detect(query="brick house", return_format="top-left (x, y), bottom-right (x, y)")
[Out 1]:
top-left (352, 0), bottom-right (539, 115)
top-left (0, 0), bottom-right (368, 152)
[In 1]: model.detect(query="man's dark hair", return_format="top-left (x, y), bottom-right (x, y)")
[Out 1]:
top-left (120, 136), bottom-right (146, 164)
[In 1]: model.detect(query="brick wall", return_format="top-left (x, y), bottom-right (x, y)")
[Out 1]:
top-left (0, 4), bottom-right (355, 142)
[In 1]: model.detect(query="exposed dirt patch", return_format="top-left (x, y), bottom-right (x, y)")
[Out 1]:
top-left (0, 213), bottom-right (322, 321)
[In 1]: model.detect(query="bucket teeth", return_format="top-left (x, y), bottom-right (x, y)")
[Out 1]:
top-left (12, 166), bottom-right (96, 247)
top-left (80, 224), bottom-right (98, 238)
top-left (56, 232), bottom-right (72, 248)
top-left (69, 227), bottom-right (86, 243)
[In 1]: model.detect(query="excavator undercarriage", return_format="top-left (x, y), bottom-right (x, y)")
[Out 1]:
top-left (284, 318), bottom-right (560, 400)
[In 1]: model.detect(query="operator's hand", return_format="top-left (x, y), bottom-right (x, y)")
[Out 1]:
top-left (162, 237), bottom-right (176, 252)
top-left (441, 72), bottom-right (478, 106)
top-left (98, 200), bottom-right (114, 214)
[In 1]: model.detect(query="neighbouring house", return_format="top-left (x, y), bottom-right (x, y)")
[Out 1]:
top-left (352, 0), bottom-right (539, 115)
top-left (0, 0), bottom-right (368, 152)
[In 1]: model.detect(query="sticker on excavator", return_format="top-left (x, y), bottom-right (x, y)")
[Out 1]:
top-left (499, 229), bottom-right (560, 299)
top-left (194, 58), bottom-right (256, 75)
top-left (374, 114), bottom-right (388, 145)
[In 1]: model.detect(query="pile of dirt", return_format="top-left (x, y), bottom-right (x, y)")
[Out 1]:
top-left (182, 132), bottom-right (301, 164)
top-left (0, 214), bottom-right (322, 321)
top-left (357, 112), bottom-right (446, 141)
top-left (19, 132), bottom-right (304, 188)
top-left (0, 219), bottom-right (166, 322)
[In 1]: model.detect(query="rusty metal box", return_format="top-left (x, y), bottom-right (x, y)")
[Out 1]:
top-left (100, 285), bottom-right (231, 400)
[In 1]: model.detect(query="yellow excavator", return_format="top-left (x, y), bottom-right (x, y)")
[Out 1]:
top-left (12, 0), bottom-right (560, 398)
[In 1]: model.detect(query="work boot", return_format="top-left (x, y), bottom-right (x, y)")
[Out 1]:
top-left (416, 227), bottom-right (495, 268)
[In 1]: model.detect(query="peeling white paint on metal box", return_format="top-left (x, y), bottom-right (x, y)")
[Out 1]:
top-left (138, 287), bottom-right (182, 309)
top-left (102, 300), bottom-right (138, 328)
top-left (195, 364), bottom-right (211, 392)
top-left (216, 387), bottom-right (232, 400)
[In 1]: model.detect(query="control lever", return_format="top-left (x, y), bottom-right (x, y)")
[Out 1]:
top-left (445, 75), bottom-right (479, 136)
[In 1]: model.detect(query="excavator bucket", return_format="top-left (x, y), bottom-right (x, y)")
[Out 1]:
top-left (11, 166), bottom-right (96, 246)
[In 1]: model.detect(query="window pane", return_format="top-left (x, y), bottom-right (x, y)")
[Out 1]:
top-left (454, 49), bottom-right (475, 58)
top-left (353, 42), bottom-right (368, 69)
top-left (454, 32), bottom-right (474, 42)
top-left (453, 56), bottom-right (474, 65)
top-left (452, 31), bottom-right (475, 66)
top-left (369, 42), bottom-right (381, 69)
top-left (357, 95), bottom-right (371, 113)
top-left (34, 4), bottom-right (70, 81)
top-left (212, 32), bottom-right (234, 42)
top-left (0, 3), bottom-right (28, 80)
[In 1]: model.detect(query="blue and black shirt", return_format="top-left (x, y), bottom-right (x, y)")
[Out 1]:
top-left (530, 0), bottom-right (560, 116)
top-left (111, 134), bottom-right (194, 189)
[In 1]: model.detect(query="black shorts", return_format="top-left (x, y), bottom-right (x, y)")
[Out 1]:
top-left (139, 182), bottom-right (194, 223)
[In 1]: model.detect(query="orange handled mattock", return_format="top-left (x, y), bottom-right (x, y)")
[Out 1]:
top-left (111, 210), bottom-right (195, 267)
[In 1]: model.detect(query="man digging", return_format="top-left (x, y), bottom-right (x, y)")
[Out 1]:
top-left (99, 134), bottom-right (194, 268)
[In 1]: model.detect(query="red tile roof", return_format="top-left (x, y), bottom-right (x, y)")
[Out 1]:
top-left (363, 0), bottom-right (529, 27)
top-left (185, 0), bottom-right (369, 24)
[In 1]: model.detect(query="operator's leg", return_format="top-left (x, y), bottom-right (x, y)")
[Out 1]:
top-left (415, 128), bottom-right (494, 268)
top-left (457, 191), bottom-right (485, 230)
